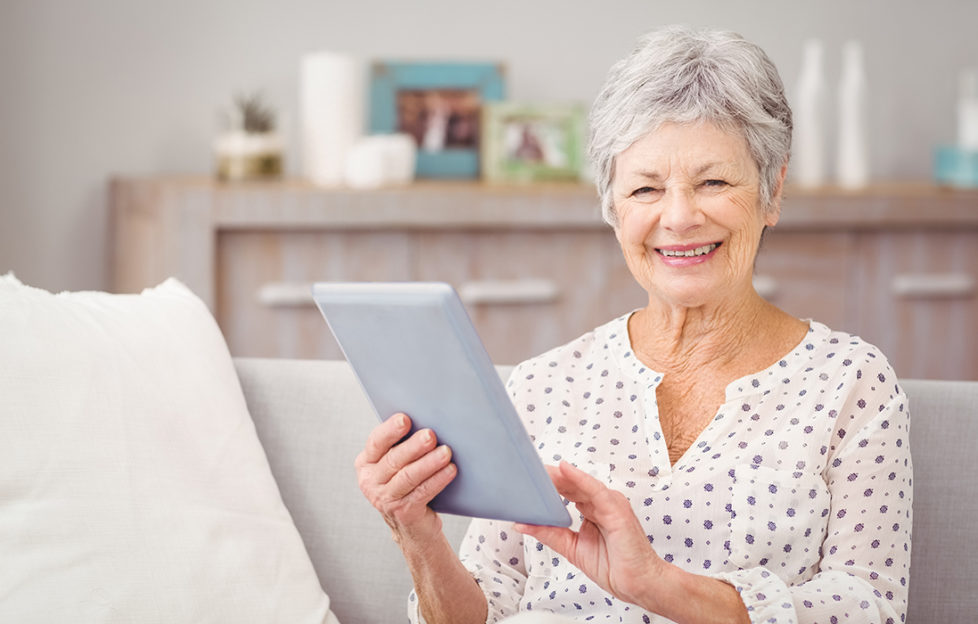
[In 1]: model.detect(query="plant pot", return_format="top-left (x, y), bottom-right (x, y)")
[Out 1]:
top-left (214, 131), bottom-right (283, 181)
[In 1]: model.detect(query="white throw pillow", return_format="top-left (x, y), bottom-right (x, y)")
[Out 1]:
top-left (0, 274), bottom-right (339, 624)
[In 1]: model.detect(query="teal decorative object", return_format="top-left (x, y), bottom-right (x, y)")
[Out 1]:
top-left (369, 62), bottom-right (505, 179)
top-left (935, 145), bottom-right (978, 188)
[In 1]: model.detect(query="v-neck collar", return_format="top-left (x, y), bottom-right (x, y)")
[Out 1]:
top-left (605, 312), bottom-right (830, 472)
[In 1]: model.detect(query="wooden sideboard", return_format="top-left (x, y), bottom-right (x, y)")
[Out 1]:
top-left (110, 176), bottom-right (978, 380)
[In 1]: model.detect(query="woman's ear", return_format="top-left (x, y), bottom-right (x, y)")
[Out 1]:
top-left (765, 161), bottom-right (789, 227)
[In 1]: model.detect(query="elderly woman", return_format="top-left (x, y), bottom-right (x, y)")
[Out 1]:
top-left (356, 25), bottom-right (912, 624)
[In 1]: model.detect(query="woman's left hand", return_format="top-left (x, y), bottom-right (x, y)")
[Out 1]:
top-left (514, 461), bottom-right (669, 609)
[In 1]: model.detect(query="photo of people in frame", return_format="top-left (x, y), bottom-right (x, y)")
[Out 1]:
top-left (481, 102), bottom-right (585, 183)
top-left (503, 117), bottom-right (571, 168)
top-left (396, 89), bottom-right (481, 152)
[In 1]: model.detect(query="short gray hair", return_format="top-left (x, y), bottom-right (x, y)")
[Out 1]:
top-left (588, 25), bottom-right (792, 227)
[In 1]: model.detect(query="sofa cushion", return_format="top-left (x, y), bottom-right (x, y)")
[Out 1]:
top-left (0, 274), bottom-right (339, 623)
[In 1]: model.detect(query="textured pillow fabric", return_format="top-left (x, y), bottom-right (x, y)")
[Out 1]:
top-left (0, 274), bottom-right (339, 624)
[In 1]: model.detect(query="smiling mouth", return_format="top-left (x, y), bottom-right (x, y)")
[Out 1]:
top-left (656, 242), bottom-right (721, 258)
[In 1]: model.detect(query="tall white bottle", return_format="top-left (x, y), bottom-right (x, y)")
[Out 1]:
top-left (836, 40), bottom-right (870, 189)
top-left (958, 69), bottom-right (978, 151)
top-left (792, 39), bottom-right (828, 188)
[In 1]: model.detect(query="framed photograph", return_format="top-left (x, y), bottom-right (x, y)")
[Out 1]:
top-left (369, 61), bottom-right (505, 179)
top-left (481, 102), bottom-right (586, 183)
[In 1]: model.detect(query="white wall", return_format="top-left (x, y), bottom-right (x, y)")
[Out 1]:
top-left (1, 0), bottom-right (975, 292)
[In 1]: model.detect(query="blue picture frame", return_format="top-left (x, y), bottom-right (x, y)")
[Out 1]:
top-left (369, 61), bottom-right (505, 179)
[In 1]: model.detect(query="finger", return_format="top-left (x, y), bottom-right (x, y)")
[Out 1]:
top-left (539, 462), bottom-right (601, 518)
top-left (549, 461), bottom-right (609, 504)
top-left (358, 413), bottom-right (412, 465)
top-left (386, 443), bottom-right (455, 501)
top-left (381, 427), bottom-right (440, 474)
top-left (549, 463), bottom-right (636, 531)
top-left (401, 457), bottom-right (458, 507)
top-left (360, 428), bottom-right (441, 493)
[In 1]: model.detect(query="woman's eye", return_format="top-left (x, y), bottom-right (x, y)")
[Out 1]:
top-left (632, 186), bottom-right (658, 197)
top-left (703, 179), bottom-right (728, 188)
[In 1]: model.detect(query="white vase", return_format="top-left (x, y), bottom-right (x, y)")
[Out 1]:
top-left (300, 52), bottom-right (365, 187)
top-left (836, 41), bottom-right (870, 189)
top-left (792, 39), bottom-right (828, 188)
top-left (958, 68), bottom-right (978, 151)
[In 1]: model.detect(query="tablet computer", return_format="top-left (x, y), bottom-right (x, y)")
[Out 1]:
top-left (312, 281), bottom-right (571, 527)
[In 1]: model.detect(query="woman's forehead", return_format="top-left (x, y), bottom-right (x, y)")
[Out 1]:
top-left (614, 121), bottom-right (755, 178)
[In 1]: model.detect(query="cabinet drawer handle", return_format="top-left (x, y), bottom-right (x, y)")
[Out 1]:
top-left (891, 273), bottom-right (975, 299)
top-left (257, 282), bottom-right (315, 307)
top-left (752, 275), bottom-right (778, 299)
top-left (458, 279), bottom-right (559, 305)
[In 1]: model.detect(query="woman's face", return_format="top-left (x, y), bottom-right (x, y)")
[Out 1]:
top-left (611, 120), bottom-right (781, 311)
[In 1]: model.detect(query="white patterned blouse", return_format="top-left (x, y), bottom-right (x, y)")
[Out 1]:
top-left (410, 314), bottom-right (912, 624)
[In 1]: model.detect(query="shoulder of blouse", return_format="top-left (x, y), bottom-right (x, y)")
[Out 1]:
top-left (507, 314), bottom-right (631, 381)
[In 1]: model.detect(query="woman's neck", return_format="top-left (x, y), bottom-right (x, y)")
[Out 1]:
top-left (628, 293), bottom-right (803, 378)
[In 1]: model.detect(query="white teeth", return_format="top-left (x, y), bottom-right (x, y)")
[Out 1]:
top-left (659, 243), bottom-right (718, 257)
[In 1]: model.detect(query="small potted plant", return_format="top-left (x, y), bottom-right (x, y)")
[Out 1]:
top-left (214, 92), bottom-right (284, 181)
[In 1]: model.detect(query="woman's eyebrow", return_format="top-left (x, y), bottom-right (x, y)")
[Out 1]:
top-left (626, 162), bottom-right (729, 183)
top-left (691, 162), bottom-right (728, 177)
top-left (629, 170), bottom-right (664, 182)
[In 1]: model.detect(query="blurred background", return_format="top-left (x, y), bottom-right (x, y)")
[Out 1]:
top-left (1, 0), bottom-right (976, 377)
top-left (2, 0), bottom-right (976, 290)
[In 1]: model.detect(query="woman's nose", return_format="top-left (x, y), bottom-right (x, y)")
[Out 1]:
top-left (659, 188), bottom-right (705, 233)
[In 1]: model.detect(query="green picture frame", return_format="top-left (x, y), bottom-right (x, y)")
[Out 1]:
top-left (369, 61), bottom-right (505, 179)
top-left (481, 102), bottom-right (586, 183)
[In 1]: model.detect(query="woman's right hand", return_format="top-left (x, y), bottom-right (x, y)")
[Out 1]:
top-left (357, 415), bottom-right (488, 624)
top-left (354, 413), bottom-right (457, 546)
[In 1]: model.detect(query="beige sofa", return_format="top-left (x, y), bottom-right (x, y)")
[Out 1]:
top-left (237, 358), bottom-right (978, 624)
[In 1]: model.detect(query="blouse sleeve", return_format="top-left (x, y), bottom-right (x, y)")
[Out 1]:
top-left (714, 374), bottom-right (912, 624)
top-left (456, 518), bottom-right (530, 623)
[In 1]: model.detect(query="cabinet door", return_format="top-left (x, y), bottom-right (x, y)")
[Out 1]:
top-left (216, 230), bottom-right (412, 359)
top-left (413, 229), bottom-right (646, 365)
top-left (753, 230), bottom-right (855, 330)
top-left (851, 230), bottom-right (978, 380)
